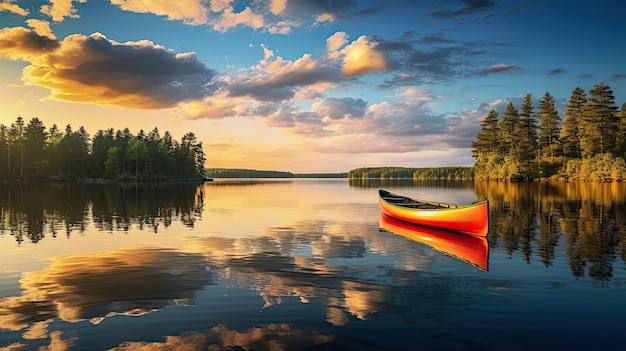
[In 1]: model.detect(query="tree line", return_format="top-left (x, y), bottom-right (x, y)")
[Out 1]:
top-left (204, 168), bottom-right (348, 178)
top-left (348, 166), bottom-right (474, 179)
top-left (205, 168), bottom-right (294, 178)
top-left (471, 83), bottom-right (626, 181)
top-left (0, 117), bottom-right (206, 180)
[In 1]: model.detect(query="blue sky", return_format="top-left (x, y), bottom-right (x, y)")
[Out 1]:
top-left (1, 0), bottom-right (624, 172)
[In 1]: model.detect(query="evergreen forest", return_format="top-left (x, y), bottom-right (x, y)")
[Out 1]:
top-left (471, 83), bottom-right (626, 181)
top-left (0, 117), bottom-right (206, 180)
top-left (205, 168), bottom-right (294, 178)
top-left (204, 168), bottom-right (347, 178)
top-left (348, 166), bottom-right (474, 179)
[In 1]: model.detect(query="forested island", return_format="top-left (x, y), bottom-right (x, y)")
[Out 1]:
top-left (205, 168), bottom-right (347, 178)
top-left (0, 117), bottom-right (205, 180)
top-left (347, 167), bottom-right (473, 179)
top-left (472, 83), bottom-right (626, 181)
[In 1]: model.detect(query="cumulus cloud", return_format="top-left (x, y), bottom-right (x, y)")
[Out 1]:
top-left (340, 36), bottom-right (389, 77)
top-left (372, 33), bottom-right (484, 88)
top-left (97, 0), bottom-right (380, 34)
top-left (41, 0), bottom-right (88, 22)
top-left (110, 0), bottom-right (209, 25)
top-left (0, 0), bottom-right (29, 16)
top-left (229, 53), bottom-right (332, 102)
top-left (25, 19), bottom-right (57, 40)
top-left (178, 92), bottom-right (251, 120)
top-left (326, 31), bottom-right (348, 54)
top-left (175, 32), bottom-right (389, 120)
top-left (0, 28), bottom-right (217, 109)
top-left (254, 86), bottom-right (478, 153)
top-left (0, 26), bottom-right (59, 60)
top-left (170, 31), bottom-right (471, 152)
top-left (312, 97), bottom-right (367, 120)
top-left (208, 0), bottom-right (264, 32)
top-left (270, 0), bottom-right (287, 15)
top-left (265, 107), bottom-right (331, 136)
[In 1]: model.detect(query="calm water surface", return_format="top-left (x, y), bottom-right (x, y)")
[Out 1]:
top-left (1, 179), bottom-right (625, 350)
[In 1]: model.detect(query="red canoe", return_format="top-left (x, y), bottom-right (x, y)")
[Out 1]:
top-left (378, 189), bottom-right (489, 237)
top-left (379, 213), bottom-right (489, 271)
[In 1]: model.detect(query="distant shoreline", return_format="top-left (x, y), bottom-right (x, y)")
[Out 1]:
top-left (204, 168), bottom-right (348, 178)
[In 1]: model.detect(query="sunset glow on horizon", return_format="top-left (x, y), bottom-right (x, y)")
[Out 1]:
top-left (1, 0), bottom-right (624, 173)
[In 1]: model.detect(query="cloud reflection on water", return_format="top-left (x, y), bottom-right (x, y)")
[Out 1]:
top-left (1, 216), bottom-right (485, 350)
top-left (0, 248), bottom-right (214, 335)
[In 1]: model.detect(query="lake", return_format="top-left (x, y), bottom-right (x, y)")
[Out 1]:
top-left (1, 179), bottom-right (625, 350)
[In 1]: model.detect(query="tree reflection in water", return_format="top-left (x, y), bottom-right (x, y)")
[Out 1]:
top-left (0, 182), bottom-right (204, 244)
top-left (474, 181), bottom-right (626, 281)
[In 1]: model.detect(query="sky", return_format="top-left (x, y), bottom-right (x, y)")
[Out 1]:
top-left (0, 0), bottom-right (625, 173)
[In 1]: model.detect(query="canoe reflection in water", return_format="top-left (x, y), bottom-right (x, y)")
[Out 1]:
top-left (378, 213), bottom-right (489, 271)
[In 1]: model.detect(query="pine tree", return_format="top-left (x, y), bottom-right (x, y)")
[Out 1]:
top-left (519, 93), bottom-right (539, 178)
top-left (579, 83), bottom-right (618, 158)
top-left (8, 117), bottom-right (25, 178)
top-left (0, 125), bottom-right (8, 179)
top-left (181, 132), bottom-right (206, 177)
top-left (471, 109), bottom-right (501, 179)
top-left (560, 87), bottom-right (586, 159)
top-left (90, 128), bottom-right (115, 177)
top-left (23, 117), bottom-right (48, 177)
top-left (472, 109), bottom-right (500, 157)
top-left (498, 102), bottom-right (525, 177)
top-left (499, 102), bottom-right (522, 158)
top-left (537, 92), bottom-right (562, 177)
top-left (538, 92), bottom-right (561, 158)
top-left (615, 102), bottom-right (626, 158)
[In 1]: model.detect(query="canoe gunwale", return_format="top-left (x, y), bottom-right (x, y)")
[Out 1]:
top-left (381, 197), bottom-right (488, 210)
top-left (379, 189), bottom-right (487, 210)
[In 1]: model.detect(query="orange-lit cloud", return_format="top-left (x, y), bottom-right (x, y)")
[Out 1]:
top-left (211, 5), bottom-right (264, 32)
top-left (221, 32), bottom-right (387, 106)
top-left (0, 26), bottom-right (59, 60)
top-left (41, 0), bottom-right (88, 22)
top-left (325, 31), bottom-right (348, 55)
top-left (0, 0), bottom-right (29, 16)
top-left (177, 92), bottom-right (251, 120)
top-left (340, 35), bottom-right (389, 77)
top-left (94, 0), bottom-right (372, 40)
top-left (110, 0), bottom-right (209, 25)
top-left (25, 19), bottom-right (56, 40)
top-left (269, 0), bottom-right (287, 15)
top-left (0, 29), bottom-right (216, 108)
